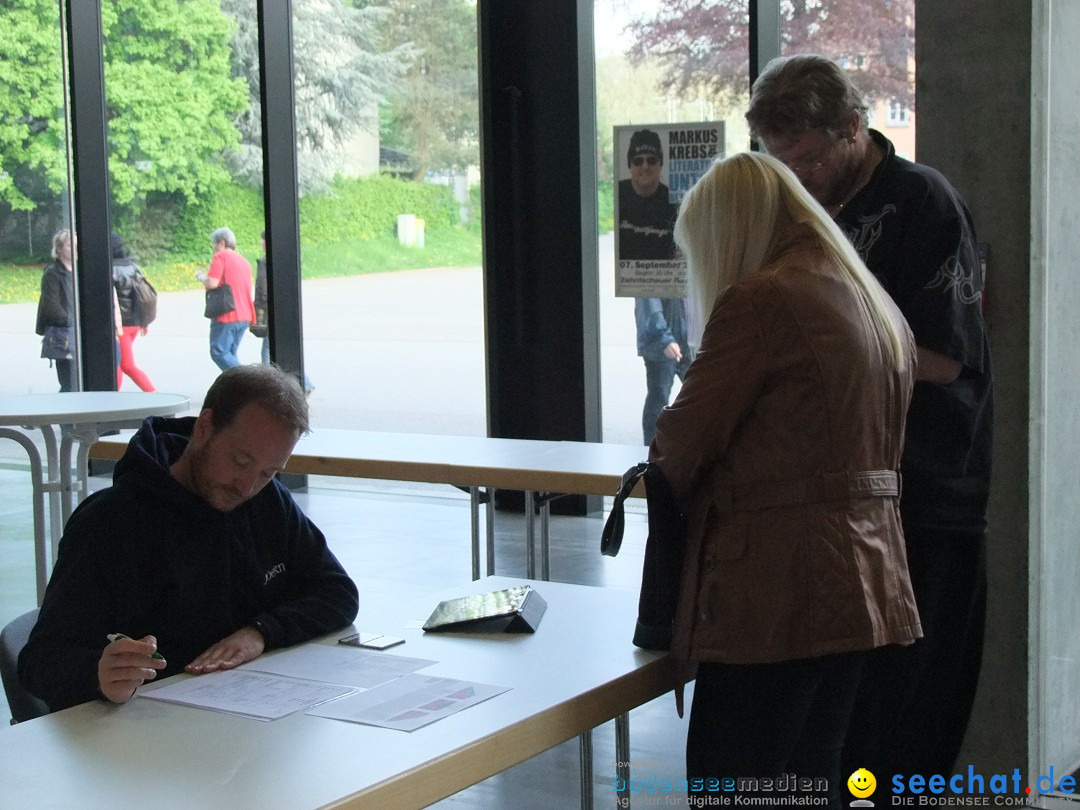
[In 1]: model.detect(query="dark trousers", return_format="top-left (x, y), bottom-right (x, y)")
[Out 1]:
top-left (842, 527), bottom-right (987, 780)
top-left (642, 354), bottom-right (691, 445)
top-left (687, 651), bottom-right (865, 810)
top-left (54, 358), bottom-right (75, 392)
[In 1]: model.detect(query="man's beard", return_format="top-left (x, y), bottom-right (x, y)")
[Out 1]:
top-left (187, 439), bottom-right (242, 512)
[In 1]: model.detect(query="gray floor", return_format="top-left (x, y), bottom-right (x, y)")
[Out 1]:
top-left (0, 466), bottom-right (691, 808)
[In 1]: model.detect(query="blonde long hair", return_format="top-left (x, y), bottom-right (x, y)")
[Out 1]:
top-left (673, 151), bottom-right (907, 370)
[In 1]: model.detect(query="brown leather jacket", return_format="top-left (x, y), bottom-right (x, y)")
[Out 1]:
top-left (651, 239), bottom-right (922, 666)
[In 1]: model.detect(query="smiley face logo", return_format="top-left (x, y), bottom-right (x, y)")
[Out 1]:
top-left (847, 768), bottom-right (877, 798)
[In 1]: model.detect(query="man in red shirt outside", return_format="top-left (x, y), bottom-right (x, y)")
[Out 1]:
top-left (199, 227), bottom-right (256, 370)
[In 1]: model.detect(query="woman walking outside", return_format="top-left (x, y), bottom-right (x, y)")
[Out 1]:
top-left (35, 229), bottom-right (77, 392)
top-left (111, 232), bottom-right (156, 391)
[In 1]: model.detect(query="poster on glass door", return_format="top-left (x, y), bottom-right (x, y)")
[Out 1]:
top-left (614, 121), bottom-right (724, 297)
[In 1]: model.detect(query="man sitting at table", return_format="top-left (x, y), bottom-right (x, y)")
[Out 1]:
top-left (19, 364), bottom-right (359, 712)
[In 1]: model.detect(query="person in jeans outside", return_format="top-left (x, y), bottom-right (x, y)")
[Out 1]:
top-left (637, 297), bottom-right (691, 446)
top-left (619, 129), bottom-right (694, 445)
top-left (199, 227), bottom-right (255, 370)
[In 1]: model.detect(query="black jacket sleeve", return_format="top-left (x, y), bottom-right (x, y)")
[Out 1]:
top-left (17, 495), bottom-right (131, 712)
top-left (248, 488), bottom-right (359, 649)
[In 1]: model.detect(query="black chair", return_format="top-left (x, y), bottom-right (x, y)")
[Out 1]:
top-left (0, 608), bottom-right (49, 723)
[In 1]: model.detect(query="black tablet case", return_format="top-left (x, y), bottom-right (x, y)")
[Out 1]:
top-left (422, 585), bottom-right (548, 633)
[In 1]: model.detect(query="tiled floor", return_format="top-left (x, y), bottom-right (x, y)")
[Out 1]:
top-left (0, 466), bottom-right (691, 808)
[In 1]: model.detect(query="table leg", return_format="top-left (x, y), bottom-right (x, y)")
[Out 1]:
top-left (540, 499), bottom-right (551, 581)
top-left (524, 490), bottom-right (536, 579)
top-left (0, 429), bottom-right (50, 604)
top-left (469, 486), bottom-right (480, 581)
top-left (60, 424), bottom-right (100, 526)
top-left (59, 429), bottom-right (77, 526)
top-left (38, 425), bottom-right (62, 557)
top-left (75, 432), bottom-right (94, 506)
top-left (579, 730), bottom-right (594, 810)
top-left (616, 712), bottom-right (630, 807)
top-left (485, 488), bottom-right (495, 576)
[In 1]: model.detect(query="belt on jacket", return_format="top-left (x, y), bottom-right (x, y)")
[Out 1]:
top-left (717, 470), bottom-right (900, 513)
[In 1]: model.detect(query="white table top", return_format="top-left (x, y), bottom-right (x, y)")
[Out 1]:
top-left (0, 577), bottom-right (670, 810)
top-left (0, 392), bottom-right (190, 426)
top-left (92, 427), bottom-right (648, 497)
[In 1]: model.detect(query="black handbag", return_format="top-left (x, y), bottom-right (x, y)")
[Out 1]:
top-left (40, 325), bottom-right (73, 360)
top-left (204, 283), bottom-right (236, 319)
top-left (601, 461), bottom-right (687, 651)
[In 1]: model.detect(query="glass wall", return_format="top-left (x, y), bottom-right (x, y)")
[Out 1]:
top-left (2, 1), bottom-right (274, 406)
top-left (593, 0), bottom-right (749, 446)
top-left (101, 0), bottom-right (266, 402)
top-left (0, 0), bottom-right (78, 396)
top-left (293, 0), bottom-right (485, 435)
top-left (592, 0), bottom-right (915, 446)
top-left (1, 0), bottom-right (913, 431)
top-left (3, 0), bottom-right (482, 430)
top-left (779, 1), bottom-right (916, 160)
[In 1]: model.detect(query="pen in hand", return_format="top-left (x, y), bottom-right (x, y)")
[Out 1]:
top-left (107, 632), bottom-right (165, 660)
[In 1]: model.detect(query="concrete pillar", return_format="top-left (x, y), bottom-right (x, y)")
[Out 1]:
top-left (917, 0), bottom-right (1080, 778)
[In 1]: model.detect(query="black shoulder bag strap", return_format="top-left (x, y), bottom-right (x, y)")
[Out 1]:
top-left (600, 461), bottom-right (689, 653)
top-left (600, 462), bottom-right (649, 557)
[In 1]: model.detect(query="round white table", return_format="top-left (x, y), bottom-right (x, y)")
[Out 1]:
top-left (0, 392), bottom-right (190, 602)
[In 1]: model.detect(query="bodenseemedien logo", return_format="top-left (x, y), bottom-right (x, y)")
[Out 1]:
top-left (848, 768), bottom-right (877, 807)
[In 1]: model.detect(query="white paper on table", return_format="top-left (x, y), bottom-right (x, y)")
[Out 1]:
top-left (306, 672), bottom-right (510, 731)
top-left (238, 644), bottom-right (437, 689)
top-left (140, 670), bottom-right (356, 720)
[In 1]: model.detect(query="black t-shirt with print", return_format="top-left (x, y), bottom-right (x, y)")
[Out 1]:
top-left (836, 131), bottom-right (993, 532)
top-left (618, 179), bottom-right (678, 260)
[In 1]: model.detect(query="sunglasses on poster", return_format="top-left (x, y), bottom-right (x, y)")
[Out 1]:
top-left (632, 155), bottom-right (659, 167)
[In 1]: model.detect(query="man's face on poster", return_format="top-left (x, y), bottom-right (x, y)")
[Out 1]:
top-left (629, 148), bottom-right (662, 198)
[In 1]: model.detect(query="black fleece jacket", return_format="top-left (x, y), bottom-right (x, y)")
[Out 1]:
top-left (19, 416), bottom-right (359, 712)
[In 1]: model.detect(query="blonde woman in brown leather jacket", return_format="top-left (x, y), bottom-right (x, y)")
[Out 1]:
top-left (649, 151), bottom-right (921, 809)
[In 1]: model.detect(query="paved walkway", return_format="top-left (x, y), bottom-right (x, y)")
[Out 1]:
top-left (0, 234), bottom-right (654, 461)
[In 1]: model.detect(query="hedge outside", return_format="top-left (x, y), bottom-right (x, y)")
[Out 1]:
top-left (300, 174), bottom-right (459, 245)
top-left (169, 174), bottom-right (460, 260)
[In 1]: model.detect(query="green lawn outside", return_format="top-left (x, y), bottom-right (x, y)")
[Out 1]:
top-left (0, 226), bottom-right (483, 306)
